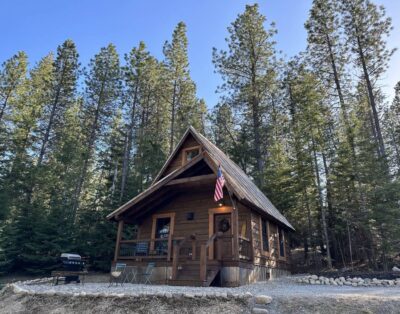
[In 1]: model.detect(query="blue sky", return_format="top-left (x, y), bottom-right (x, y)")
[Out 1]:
top-left (1, 0), bottom-right (399, 107)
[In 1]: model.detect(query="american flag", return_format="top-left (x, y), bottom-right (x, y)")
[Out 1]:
top-left (214, 165), bottom-right (225, 202)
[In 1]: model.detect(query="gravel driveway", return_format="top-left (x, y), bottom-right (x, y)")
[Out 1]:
top-left (15, 275), bottom-right (400, 299)
top-left (3, 276), bottom-right (400, 313)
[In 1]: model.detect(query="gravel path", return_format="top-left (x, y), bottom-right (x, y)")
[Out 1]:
top-left (3, 276), bottom-right (400, 313)
top-left (16, 276), bottom-right (400, 299)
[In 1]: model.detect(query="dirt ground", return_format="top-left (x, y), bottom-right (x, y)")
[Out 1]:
top-left (0, 287), bottom-right (248, 314)
top-left (1, 276), bottom-right (400, 314)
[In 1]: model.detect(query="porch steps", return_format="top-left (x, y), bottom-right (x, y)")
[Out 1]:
top-left (168, 262), bottom-right (220, 287)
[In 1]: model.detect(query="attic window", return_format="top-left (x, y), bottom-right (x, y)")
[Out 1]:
top-left (182, 146), bottom-right (200, 164)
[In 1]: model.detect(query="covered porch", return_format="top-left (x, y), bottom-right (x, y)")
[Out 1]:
top-left (112, 204), bottom-right (254, 286)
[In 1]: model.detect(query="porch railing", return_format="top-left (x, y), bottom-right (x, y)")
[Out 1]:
top-left (118, 238), bottom-right (183, 260)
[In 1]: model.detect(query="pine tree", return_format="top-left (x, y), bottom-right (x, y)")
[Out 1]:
top-left (72, 44), bottom-right (121, 217)
top-left (37, 40), bottom-right (79, 166)
top-left (285, 62), bottom-right (333, 267)
top-left (212, 4), bottom-right (279, 185)
top-left (384, 82), bottom-right (400, 171)
top-left (306, 0), bottom-right (356, 160)
top-left (341, 0), bottom-right (395, 158)
top-left (163, 22), bottom-right (198, 152)
top-left (120, 42), bottom-right (162, 202)
top-left (0, 51), bottom-right (28, 124)
top-left (0, 55), bottom-right (54, 272)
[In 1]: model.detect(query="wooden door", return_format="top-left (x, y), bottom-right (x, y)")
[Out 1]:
top-left (214, 213), bottom-right (232, 259)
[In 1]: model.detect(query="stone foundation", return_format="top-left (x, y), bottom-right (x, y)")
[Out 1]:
top-left (220, 266), bottom-right (290, 286)
top-left (119, 264), bottom-right (289, 286)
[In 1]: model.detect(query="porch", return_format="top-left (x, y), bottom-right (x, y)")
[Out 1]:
top-left (113, 220), bottom-right (253, 286)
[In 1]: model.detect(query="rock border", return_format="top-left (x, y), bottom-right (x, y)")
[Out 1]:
top-left (3, 278), bottom-right (274, 313)
top-left (297, 275), bottom-right (400, 287)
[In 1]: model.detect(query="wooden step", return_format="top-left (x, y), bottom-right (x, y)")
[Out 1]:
top-left (172, 260), bottom-right (221, 286)
top-left (168, 279), bottom-right (205, 287)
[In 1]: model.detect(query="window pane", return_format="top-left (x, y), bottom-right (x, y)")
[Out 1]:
top-left (261, 219), bottom-right (269, 252)
top-left (156, 217), bottom-right (170, 238)
top-left (186, 149), bottom-right (199, 162)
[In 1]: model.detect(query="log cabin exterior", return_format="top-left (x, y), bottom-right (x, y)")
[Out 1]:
top-left (107, 127), bottom-right (294, 286)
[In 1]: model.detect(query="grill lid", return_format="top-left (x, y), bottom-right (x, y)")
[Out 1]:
top-left (61, 253), bottom-right (81, 260)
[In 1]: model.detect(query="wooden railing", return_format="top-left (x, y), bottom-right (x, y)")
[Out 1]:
top-left (200, 232), bottom-right (222, 282)
top-left (239, 236), bottom-right (252, 260)
top-left (119, 237), bottom-right (184, 261)
top-left (171, 234), bottom-right (197, 280)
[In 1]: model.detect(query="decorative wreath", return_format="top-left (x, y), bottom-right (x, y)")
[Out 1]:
top-left (218, 218), bottom-right (231, 233)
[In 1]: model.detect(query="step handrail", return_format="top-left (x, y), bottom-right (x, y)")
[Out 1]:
top-left (171, 233), bottom-right (196, 280)
top-left (200, 232), bottom-right (222, 282)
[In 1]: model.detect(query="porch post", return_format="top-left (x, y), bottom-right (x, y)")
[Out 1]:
top-left (114, 220), bottom-right (124, 262)
top-left (227, 188), bottom-right (239, 261)
top-left (232, 205), bottom-right (239, 260)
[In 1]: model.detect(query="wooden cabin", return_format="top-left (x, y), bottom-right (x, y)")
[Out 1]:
top-left (107, 127), bottom-right (294, 287)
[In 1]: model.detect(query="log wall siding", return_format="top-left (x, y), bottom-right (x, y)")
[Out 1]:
top-left (249, 208), bottom-right (291, 270)
top-left (136, 187), bottom-right (233, 245)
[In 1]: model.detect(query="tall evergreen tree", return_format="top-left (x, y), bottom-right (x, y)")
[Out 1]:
top-left (37, 40), bottom-right (79, 166)
top-left (384, 81), bottom-right (400, 171)
top-left (163, 22), bottom-right (198, 152)
top-left (213, 4), bottom-right (279, 185)
top-left (72, 44), bottom-right (121, 217)
top-left (341, 0), bottom-right (395, 158)
top-left (0, 51), bottom-right (28, 124)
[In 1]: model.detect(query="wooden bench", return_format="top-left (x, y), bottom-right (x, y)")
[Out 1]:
top-left (51, 270), bottom-right (88, 285)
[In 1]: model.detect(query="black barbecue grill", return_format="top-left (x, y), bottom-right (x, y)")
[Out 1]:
top-left (60, 253), bottom-right (85, 283)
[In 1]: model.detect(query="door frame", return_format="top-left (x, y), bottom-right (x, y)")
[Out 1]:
top-left (208, 206), bottom-right (233, 260)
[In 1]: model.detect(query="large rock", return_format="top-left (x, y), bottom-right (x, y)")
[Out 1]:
top-left (310, 275), bottom-right (318, 280)
top-left (252, 308), bottom-right (269, 314)
top-left (255, 295), bottom-right (272, 305)
top-left (393, 266), bottom-right (400, 272)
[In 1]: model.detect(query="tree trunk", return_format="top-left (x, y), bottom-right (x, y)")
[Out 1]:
top-left (311, 136), bottom-right (332, 268)
top-left (0, 91), bottom-right (12, 123)
top-left (71, 78), bottom-right (105, 219)
top-left (347, 219), bottom-right (353, 269)
top-left (251, 69), bottom-right (263, 185)
top-left (37, 64), bottom-right (67, 166)
top-left (119, 83), bottom-right (138, 202)
top-left (169, 81), bottom-right (177, 154)
top-left (355, 32), bottom-right (386, 158)
top-left (325, 32), bottom-right (357, 161)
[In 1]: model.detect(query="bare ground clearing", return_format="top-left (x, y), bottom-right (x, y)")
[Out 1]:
top-left (1, 276), bottom-right (399, 313)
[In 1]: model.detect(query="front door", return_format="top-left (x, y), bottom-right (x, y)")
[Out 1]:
top-left (214, 213), bottom-right (232, 259)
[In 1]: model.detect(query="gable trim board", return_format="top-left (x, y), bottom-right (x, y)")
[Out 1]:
top-left (107, 126), bottom-right (294, 231)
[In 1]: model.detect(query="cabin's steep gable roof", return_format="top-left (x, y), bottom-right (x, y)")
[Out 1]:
top-left (189, 128), bottom-right (293, 230)
top-left (108, 126), bottom-right (294, 230)
top-left (152, 130), bottom-right (203, 183)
